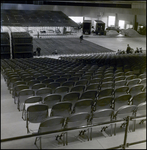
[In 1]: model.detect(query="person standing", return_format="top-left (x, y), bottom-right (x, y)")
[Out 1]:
top-left (126, 44), bottom-right (131, 54)
top-left (36, 47), bottom-right (41, 56)
top-left (80, 34), bottom-right (83, 43)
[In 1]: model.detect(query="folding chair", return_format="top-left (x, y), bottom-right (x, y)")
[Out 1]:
top-left (91, 109), bottom-right (114, 138)
top-left (132, 102), bottom-right (146, 131)
top-left (36, 87), bottom-right (52, 102)
top-left (22, 96), bottom-right (43, 121)
top-left (113, 105), bottom-right (136, 135)
top-left (26, 104), bottom-right (49, 133)
top-left (50, 101), bottom-right (72, 118)
top-left (128, 84), bottom-right (144, 97)
top-left (32, 83), bottom-right (46, 94)
top-left (72, 99), bottom-right (93, 114)
top-left (47, 82), bottom-right (60, 93)
top-left (17, 89), bottom-right (35, 111)
top-left (34, 116), bottom-right (66, 149)
top-left (54, 86), bottom-right (69, 100)
top-left (114, 86), bottom-right (129, 98)
top-left (65, 112), bottom-right (91, 145)
top-left (62, 92), bottom-right (80, 108)
top-left (80, 90), bottom-right (98, 101)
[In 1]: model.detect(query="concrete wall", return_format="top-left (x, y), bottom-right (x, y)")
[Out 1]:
top-left (1, 3), bottom-right (146, 27)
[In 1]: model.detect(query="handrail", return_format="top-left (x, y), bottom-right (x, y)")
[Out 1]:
top-left (1, 116), bottom-right (146, 149)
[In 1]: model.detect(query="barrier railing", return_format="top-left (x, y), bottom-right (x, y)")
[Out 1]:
top-left (1, 116), bottom-right (146, 149)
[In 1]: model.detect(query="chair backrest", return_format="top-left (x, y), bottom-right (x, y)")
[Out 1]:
top-left (114, 76), bottom-right (126, 82)
top-left (86, 83), bottom-right (99, 91)
top-left (68, 76), bottom-right (79, 82)
top-left (99, 81), bottom-right (114, 90)
top-left (62, 81), bottom-right (75, 89)
top-left (92, 109), bottom-right (114, 125)
top-left (65, 112), bottom-right (90, 128)
top-left (114, 86), bottom-right (129, 98)
top-left (138, 74), bottom-right (146, 79)
top-left (50, 101), bottom-right (72, 118)
top-left (62, 92), bottom-right (80, 105)
top-left (27, 80), bottom-right (40, 88)
top-left (54, 86), bottom-right (69, 100)
top-left (98, 88), bottom-right (114, 99)
top-left (47, 82), bottom-right (60, 93)
top-left (114, 80), bottom-right (127, 88)
top-left (135, 102), bottom-right (146, 117)
top-left (114, 94), bottom-right (132, 111)
top-left (73, 99), bottom-right (93, 113)
top-left (13, 84), bottom-right (29, 97)
top-left (126, 75), bottom-right (137, 81)
top-left (102, 77), bottom-right (114, 83)
top-left (128, 84), bottom-right (144, 96)
top-left (89, 78), bottom-right (102, 84)
top-left (95, 96), bottom-right (113, 110)
top-left (80, 90), bottom-right (98, 101)
top-left (56, 77), bottom-right (68, 85)
top-left (126, 78), bottom-right (141, 88)
top-left (32, 83), bottom-right (46, 91)
top-left (26, 104), bottom-right (48, 133)
top-left (37, 76), bottom-right (48, 82)
top-left (114, 105), bottom-right (137, 120)
top-left (75, 79), bottom-right (88, 86)
top-left (38, 116), bottom-right (65, 133)
top-left (44, 94), bottom-right (61, 108)
top-left (131, 92), bottom-right (146, 106)
top-left (49, 75), bottom-right (60, 80)
top-left (70, 85), bottom-right (85, 95)
top-left (36, 87), bottom-right (52, 101)
top-left (42, 78), bottom-right (54, 85)
top-left (22, 96), bottom-right (43, 120)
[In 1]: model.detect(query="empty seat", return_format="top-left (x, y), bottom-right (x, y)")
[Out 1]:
top-left (130, 92), bottom-right (146, 105)
top-left (36, 87), bottom-right (52, 102)
top-left (114, 86), bottom-right (129, 98)
top-left (128, 84), bottom-right (144, 97)
top-left (80, 90), bottom-right (98, 101)
top-left (62, 92), bottom-right (80, 107)
top-left (91, 109), bottom-right (114, 137)
top-left (26, 104), bottom-right (49, 133)
top-left (18, 89), bottom-right (35, 111)
top-left (65, 112), bottom-right (91, 145)
top-left (47, 82), bottom-right (60, 93)
top-left (132, 102), bottom-right (146, 131)
top-left (70, 85), bottom-right (85, 96)
top-left (94, 96), bottom-right (113, 110)
top-left (72, 99), bottom-right (93, 113)
top-left (32, 83), bottom-right (46, 94)
top-left (34, 116), bottom-right (66, 149)
top-left (22, 96), bottom-right (43, 121)
top-left (126, 78), bottom-right (141, 88)
top-left (50, 101), bottom-right (72, 118)
top-left (114, 94), bottom-right (132, 111)
top-left (114, 80), bottom-right (127, 89)
top-left (98, 88), bottom-right (114, 99)
top-left (56, 77), bottom-right (68, 85)
top-left (27, 80), bottom-right (40, 89)
top-left (42, 78), bottom-right (54, 85)
top-left (113, 105), bottom-right (136, 135)
top-left (75, 79), bottom-right (88, 86)
top-left (13, 84), bottom-right (29, 104)
top-left (62, 81), bottom-right (75, 90)
top-left (54, 86), bottom-right (69, 100)
top-left (86, 83), bottom-right (99, 91)
top-left (99, 81), bottom-right (114, 90)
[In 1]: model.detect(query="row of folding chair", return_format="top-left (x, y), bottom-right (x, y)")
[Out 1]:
top-left (24, 101), bottom-right (146, 148)
top-left (14, 80), bottom-right (145, 111)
